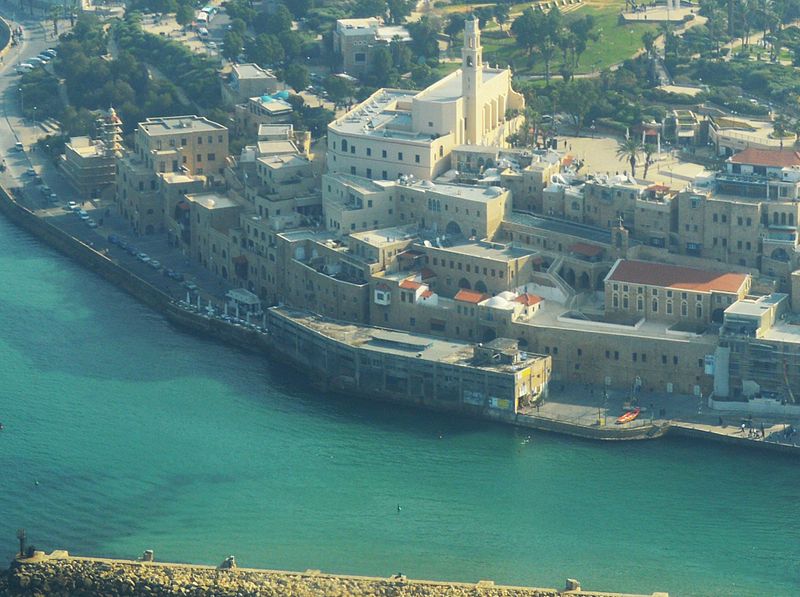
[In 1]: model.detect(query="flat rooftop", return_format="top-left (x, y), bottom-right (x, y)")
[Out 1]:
top-left (257, 140), bottom-right (300, 156)
top-left (420, 239), bottom-right (531, 262)
top-left (139, 116), bottom-right (226, 135)
top-left (507, 211), bottom-right (613, 245)
top-left (271, 307), bottom-right (540, 373)
top-left (351, 225), bottom-right (417, 246)
top-left (232, 63), bottom-right (275, 80)
top-left (412, 180), bottom-right (507, 203)
top-left (330, 89), bottom-right (433, 140)
top-left (185, 192), bottom-right (240, 210)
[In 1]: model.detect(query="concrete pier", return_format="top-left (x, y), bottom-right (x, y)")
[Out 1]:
top-left (0, 551), bottom-right (669, 597)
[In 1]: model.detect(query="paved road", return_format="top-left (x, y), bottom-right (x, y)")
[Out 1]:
top-left (0, 6), bottom-right (235, 309)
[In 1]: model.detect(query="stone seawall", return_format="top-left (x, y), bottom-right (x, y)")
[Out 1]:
top-left (0, 551), bottom-right (668, 597)
top-left (0, 187), bottom-right (260, 353)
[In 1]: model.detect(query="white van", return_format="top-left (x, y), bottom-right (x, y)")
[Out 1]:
top-left (197, 27), bottom-right (209, 37)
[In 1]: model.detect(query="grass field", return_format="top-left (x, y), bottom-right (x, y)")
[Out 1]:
top-left (441, 0), bottom-right (658, 75)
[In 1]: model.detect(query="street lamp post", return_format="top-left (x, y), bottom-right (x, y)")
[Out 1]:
top-left (18, 87), bottom-right (23, 114)
top-left (33, 106), bottom-right (37, 127)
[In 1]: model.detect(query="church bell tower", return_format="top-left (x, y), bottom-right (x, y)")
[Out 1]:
top-left (462, 17), bottom-right (482, 145)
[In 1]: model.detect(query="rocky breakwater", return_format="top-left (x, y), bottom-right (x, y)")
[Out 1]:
top-left (0, 551), bottom-right (668, 597)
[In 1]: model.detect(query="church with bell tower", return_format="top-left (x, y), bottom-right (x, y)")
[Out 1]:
top-left (326, 18), bottom-right (525, 181)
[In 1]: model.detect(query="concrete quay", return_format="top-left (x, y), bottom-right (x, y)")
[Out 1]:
top-left (0, 550), bottom-right (668, 597)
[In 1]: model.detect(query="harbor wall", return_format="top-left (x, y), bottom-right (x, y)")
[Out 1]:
top-left (0, 551), bottom-right (669, 597)
top-left (0, 187), bottom-right (261, 352)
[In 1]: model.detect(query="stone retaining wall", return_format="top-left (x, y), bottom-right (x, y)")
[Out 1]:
top-left (0, 551), bottom-right (668, 597)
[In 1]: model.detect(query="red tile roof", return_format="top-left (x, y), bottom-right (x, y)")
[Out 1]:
top-left (375, 282), bottom-right (391, 292)
top-left (729, 147), bottom-right (800, 168)
top-left (646, 184), bottom-right (671, 193)
top-left (514, 293), bottom-right (543, 306)
top-left (399, 279), bottom-right (423, 290)
top-left (454, 289), bottom-right (490, 304)
top-left (607, 260), bottom-right (749, 293)
top-left (420, 290), bottom-right (434, 299)
top-left (568, 242), bottom-right (604, 258)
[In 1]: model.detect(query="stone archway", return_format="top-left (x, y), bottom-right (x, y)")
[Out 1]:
top-left (771, 248), bottom-right (790, 262)
top-left (578, 271), bottom-right (590, 289)
top-left (446, 220), bottom-right (462, 236)
top-left (458, 278), bottom-right (471, 290)
top-left (475, 280), bottom-right (488, 293)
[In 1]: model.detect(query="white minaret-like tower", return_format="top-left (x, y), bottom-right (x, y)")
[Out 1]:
top-left (461, 17), bottom-right (483, 145)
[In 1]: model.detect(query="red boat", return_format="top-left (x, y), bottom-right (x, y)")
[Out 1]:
top-left (616, 407), bottom-right (640, 424)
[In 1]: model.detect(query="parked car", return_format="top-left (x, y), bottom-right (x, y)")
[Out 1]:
top-left (25, 168), bottom-right (36, 177)
top-left (67, 201), bottom-right (78, 210)
top-left (14, 142), bottom-right (24, 152)
top-left (108, 234), bottom-right (119, 244)
top-left (149, 260), bottom-right (161, 269)
top-left (126, 245), bottom-right (139, 256)
top-left (86, 219), bottom-right (98, 228)
top-left (43, 49), bottom-right (57, 58)
top-left (16, 63), bottom-right (34, 73)
top-left (136, 252), bottom-right (151, 263)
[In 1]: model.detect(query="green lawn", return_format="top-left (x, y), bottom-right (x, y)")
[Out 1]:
top-left (473, 2), bottom-right (659, 76)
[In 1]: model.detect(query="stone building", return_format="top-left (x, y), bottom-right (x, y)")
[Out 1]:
top-left (60, 107), bottom-right (122, 199)
top-left (326, 18), bottom-right (524, 182)
top-left (221, 63), bottom-right (279, 108)
top-left (604, 259), bottom-right (751, 325)
top-left (332, 18), bottom-right (411, 75)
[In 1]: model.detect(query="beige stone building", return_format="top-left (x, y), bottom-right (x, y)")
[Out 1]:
top-left (221, 63), bottom-right (279, 108)
top-left (327, 18), bottom-right (524, 183)
top-left (133, 116), bottom-right (228, 180)
top-left (332, 18), bottom-right (411, 75)
top-left (604, 259), bottom-right (751, 325)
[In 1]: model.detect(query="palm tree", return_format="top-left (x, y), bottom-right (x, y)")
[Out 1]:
top-left (643, 143), bottom-right (657, 179)
top-left (616, 137), bottom-right (643, 178)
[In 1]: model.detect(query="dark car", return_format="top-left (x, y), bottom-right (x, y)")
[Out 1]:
top-left (108, 234), bottom-right (119, 244)
top-left (126, 245), bottom-right (139, 256)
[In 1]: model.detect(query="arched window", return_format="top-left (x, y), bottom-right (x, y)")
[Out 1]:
top-left (681, 301), bottom-right (688, 317)
top-left (652, 299), bottom-right (658, 313)
top-left (773, 212), bottom-right (779, 225)
top-left (637, 296), bottom-right (644, 311)
top-left (341, 139), bottom-right (348, 152)
top-left (666, 300), bottom-right (673, 315)
top-left (612, 294), bottom-right (619, 308)
top-left (696, 304), bottom-right (703, 319)
top-left (781, 213), bottom-right (787, 225)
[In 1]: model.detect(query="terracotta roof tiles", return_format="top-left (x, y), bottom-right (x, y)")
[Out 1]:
top-left (607, 260), bottom-right (748, 293)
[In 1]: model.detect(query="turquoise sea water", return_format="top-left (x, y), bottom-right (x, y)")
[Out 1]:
top-left (0, 216), bottom-right (799, 597)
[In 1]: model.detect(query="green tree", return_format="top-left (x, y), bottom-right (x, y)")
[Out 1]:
top-left (370, 46), bottom-right (398, 86)
top-left (387, 0), bottom-right (412, 24)
top-left (641, 30), bottom-right (658, 57)
top-left (445, 13), bottom-right (466, 49)
top-left (175, 4), bottom-right (194, 28)
top-left (50, 5), bottom-right (60, 37)
top-left (223, 31), bottom-right (243, 61)
top-left (616, 136), bottom-right (643, 178)
top-left (256, 3), bottom-right (293, 35)
top-left (391, 36), bottom-right (413, 71)
top-left (246, 34), bottom-right (285, 66)
top-left (494, 4), bottom-right (510, 33)
top-left (511, 8), bottom-right (540, 57)
top-left (407, 16), bottom-right (441, 63)
top-left (287, 0), bottom-right (314, 19)
top-left (559, 79), bottom-right (597, 136)
top-left (283, 63), bottom-right (310, 92)
top-left (323, 74), bottom-right (354, 109)
top-left (353, 0), bottom-right (386, 19)
top-left (278, 30), bottom-right (303, 59)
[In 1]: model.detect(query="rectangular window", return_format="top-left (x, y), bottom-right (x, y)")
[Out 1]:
top-left (366, 168), bottom-right (372, 178)
top-left (382, 170), bottom-right (387, 180)
top-left (207, 153), bottom-right (215, 161)
top-left (350, 146), bottom-right (355, 154)
top-left (382, 150), bottom-right (387, 158)
top-left (366, 148), bottom-right (372, 156)
top-left (415, 154), bottom-right (420, 163)
top-left (350, 166), bottom-right (356, 175)
top-left (196, 154), bottom-right (202, 162)
top-left (398, 152), bottom-right (403, 161)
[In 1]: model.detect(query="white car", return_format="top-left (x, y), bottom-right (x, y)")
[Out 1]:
top-left (16, 63), bottom-right (34, 73)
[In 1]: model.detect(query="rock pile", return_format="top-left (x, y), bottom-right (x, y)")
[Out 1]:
top-left (0, 552), bottom-right (667, 597)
